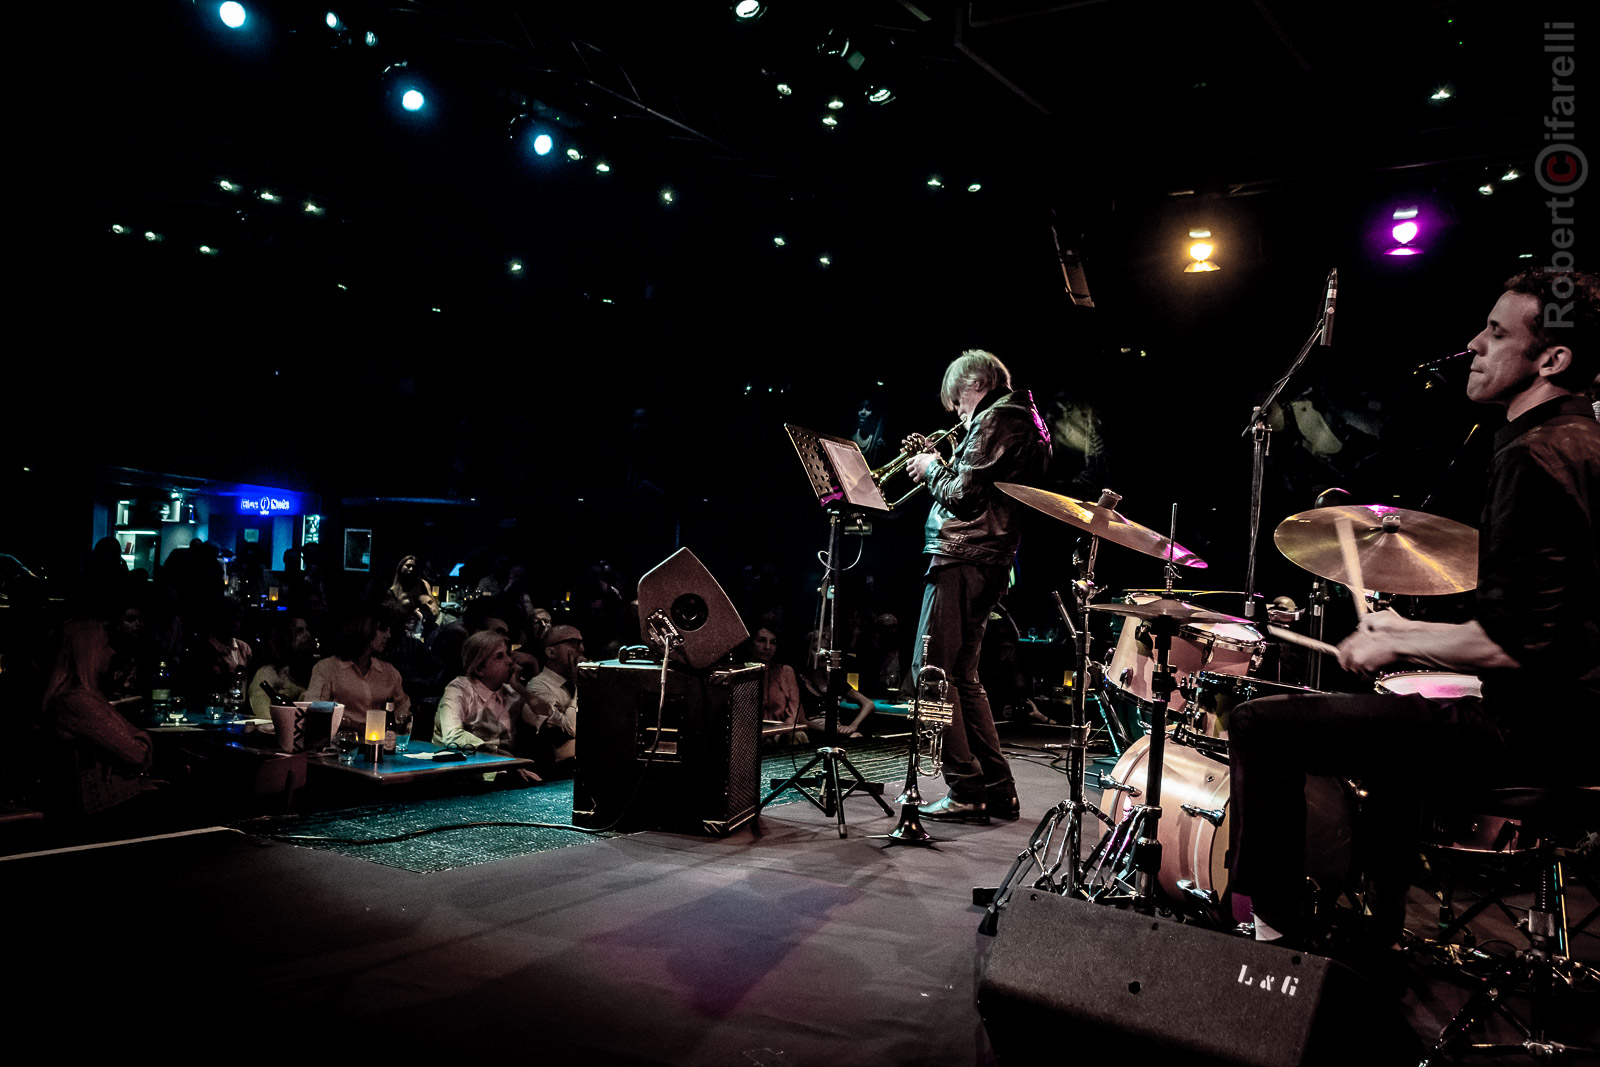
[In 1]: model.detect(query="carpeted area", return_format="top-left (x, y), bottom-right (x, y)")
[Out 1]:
top-left (232, 737), bottom-right (915, 874)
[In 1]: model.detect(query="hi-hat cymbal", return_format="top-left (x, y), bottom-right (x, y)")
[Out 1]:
top-left (1273, 504), bottom-right (1478, 595)
top-left (1088, 598), bottom-right (1252, 625)
top-left (997, 483), bottom-right (1207, 569)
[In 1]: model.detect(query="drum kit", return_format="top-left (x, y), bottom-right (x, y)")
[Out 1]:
top-left (977, 483), bottom-right (1482, 934)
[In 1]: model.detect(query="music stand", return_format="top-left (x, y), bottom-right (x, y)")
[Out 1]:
top-left (760, 425), bottom-right (895, 837)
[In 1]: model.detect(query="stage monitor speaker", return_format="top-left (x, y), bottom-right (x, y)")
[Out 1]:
top-left (572, 659), bottom-right (762, 835)
top-left (636, 547), bottom-right (748, 670)
top-left (978, 892), bottom-right (1420, 1066)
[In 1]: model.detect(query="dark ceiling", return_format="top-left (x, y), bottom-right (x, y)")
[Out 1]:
top-left (19, 0), bottom-right (1581, 569)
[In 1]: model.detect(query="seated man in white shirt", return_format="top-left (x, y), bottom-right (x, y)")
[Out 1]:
top-left (520, 623), bottom-right (583, 773)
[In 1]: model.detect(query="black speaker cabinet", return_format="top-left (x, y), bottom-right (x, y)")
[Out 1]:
top-left (572, 659), bottom-right (763, 835)
top-left (635, 547), bottom-right (749, 670)
top-left (978, 892), bottom-right (1421, 1066)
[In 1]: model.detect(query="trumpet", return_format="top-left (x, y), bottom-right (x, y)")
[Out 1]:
top-left (881, 637), bottom-right (956, 844)
top-left (869, 423), bottom-right (962, 509)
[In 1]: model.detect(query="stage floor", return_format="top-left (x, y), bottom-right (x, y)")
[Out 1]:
top-left (4, 724), bottom-right (1594, 1063)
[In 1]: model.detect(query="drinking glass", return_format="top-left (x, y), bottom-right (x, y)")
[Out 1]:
top-left (336, 725), bottom-right (361, 765)
top-left (393, 708), bottom-right (413, 753)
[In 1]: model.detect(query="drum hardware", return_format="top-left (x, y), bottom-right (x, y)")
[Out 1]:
top-left (978, 487), bottom-right (1139, 934)
top-left (873, 637), bottom-right (952, 848)
top-left (1180, 803), bottom-right (1225, 827)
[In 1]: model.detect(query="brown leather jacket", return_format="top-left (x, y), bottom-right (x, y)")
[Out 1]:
top-left (921, 389), bottom-right (1051, 566)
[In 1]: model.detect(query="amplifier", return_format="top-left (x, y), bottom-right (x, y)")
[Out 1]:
top-left (572, 659), bottom-right (763, 835)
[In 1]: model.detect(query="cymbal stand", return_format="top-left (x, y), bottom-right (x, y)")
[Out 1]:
top-left (977, 489), bottom-right (1123, 934)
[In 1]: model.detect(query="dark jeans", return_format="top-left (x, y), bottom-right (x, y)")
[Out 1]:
top-left (1227, 691), bottom-right (1508, 940)
top-left (915, 559), bottom-right (1013, 801)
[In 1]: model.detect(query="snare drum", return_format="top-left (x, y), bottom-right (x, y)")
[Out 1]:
top-left (1375, 671), bottom-right (1483, 701)
top-left (1099, 732), bottom-right (1355, 917)
top-left (1103, 594), bottom-right (1264, 729)
top-left (1188, 671), bottom-right (1325, 739)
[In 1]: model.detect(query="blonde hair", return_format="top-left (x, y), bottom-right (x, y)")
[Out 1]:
top-left (462, 629), bottom-right (510, 680)
top-left (940, 349), bottom-right (1011, 411)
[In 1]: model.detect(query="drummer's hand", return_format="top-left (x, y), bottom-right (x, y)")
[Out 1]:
top-left (1357, 608), bottom-right (1412, 636)
top-left (905, 451), bottom-right (936, 484)
top-left (1335, 626), bottom-right (1399, 677)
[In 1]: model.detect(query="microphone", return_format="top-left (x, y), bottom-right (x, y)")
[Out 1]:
top-left (1413, 350), bottom-right (1473, 376)
top-left (1320, 269), bottom-right (1338, 347)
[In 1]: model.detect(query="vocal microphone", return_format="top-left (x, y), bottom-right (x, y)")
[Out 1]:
top-left (1321, 269), bottom-right (1338, 347)
top-left (1413, 350), bottom-right (1473, 375)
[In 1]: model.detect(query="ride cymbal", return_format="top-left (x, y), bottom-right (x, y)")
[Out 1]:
top-left (1273, 504), bottom-right (1477, 595)
top-left (1088, 598), bottom-right (1252, 625)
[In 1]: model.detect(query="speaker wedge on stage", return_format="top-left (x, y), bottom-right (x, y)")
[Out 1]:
top-left (636, 547), bottom-right (748, 670)
top-left (977, 891), bottom-right (1421, 1066)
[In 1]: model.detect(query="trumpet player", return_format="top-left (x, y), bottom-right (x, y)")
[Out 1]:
top-left (902, 350), bottom-right (1052, 824)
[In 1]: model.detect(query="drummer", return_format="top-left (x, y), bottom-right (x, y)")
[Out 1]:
top-left (1228, 269), bottom-right (1600, 963)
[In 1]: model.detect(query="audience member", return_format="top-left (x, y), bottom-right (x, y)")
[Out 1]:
top-left (38, 618), bottom-right (154, 815)
top-left (304, 607), bottom-right (410, 729)
top-left (748, 621), bottom-right (804, 743)
top-left (106, 596), bottom-right (158, 701)
top-left (432, 595), bottom-right (515, 683)
top-left (387, 554), bottom-right (440, 630)
top-left (433, 631), bottom-right (540, 790)
top-left (248, 614), bottom-right (317, 718)
top-left (797, 631), bottom-right (877, 739)
top-left (520, 623), bottom-right (583, 774)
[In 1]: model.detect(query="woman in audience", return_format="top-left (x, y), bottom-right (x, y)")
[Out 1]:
top-left (40, 618), bottom-right (154, 814)
top-left (435, 630), bottom-right (522, 752)
top-left (750, 621), bottom-right (804, 744)
top-left (304, 607), bottom-right (409, 730)
top-left (248, 614), bottom-right (317, 718)
top-left (797, 630), bottom-right (877, 740)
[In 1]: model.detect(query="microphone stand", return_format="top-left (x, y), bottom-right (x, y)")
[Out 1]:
top-left (1241, 295), bottom-right (1332, 627)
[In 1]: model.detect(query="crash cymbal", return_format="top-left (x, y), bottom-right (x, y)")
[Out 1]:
top-left (997, 483), bottom-right (1207, 569)
top-left (1088, 598), bottom-right (1252, 625)
top-left (1273, 504), bottom-right (1478, 595)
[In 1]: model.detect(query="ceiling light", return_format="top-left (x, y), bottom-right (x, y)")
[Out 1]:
top-left (827, 98), bottom-right (845, 110)
top-left (776, 82), bottom-right (793, 97)
top-left (866, 86), bottom-right (894, 105)
top-left (1502, 168), bottom-right (1520, 181)
top-left (734, 1), bottom-right (765, 19)
top-left (1188, 228), bottom-right (1212, 239)
top-left (927, 176), bottom-right (943, 188)
top-left (508, 260), bottom-right (523, 273)
top-left (218, 2), bottom-right (247, 29)
top-left (532, 133), bottom-right (553, 156)
top-left (1184, 240), bottom-right (1218, 272)
top-left (819, 255), bottom-right (832, 267)
top-left (660, 188), bottom-right (676, 205)
top-left (595, 161), bottom-right (611, 173)
top-left (773, 236), bottom-right (786, 247)
top-left (401, 89), bottom-right (425, 112)
top-left (566, 147), bottom-right (582, 161)
top-left (967, 183), bottom-right (982, 193)
top-left (1478, 183), bottom-right (1494, 196)
top-left (821, 114), bottom-right (838, 127)
top-left (1391, 206), bottom-right (1418, 220)
top-left (1430, 87), bottom-right (1452, 101)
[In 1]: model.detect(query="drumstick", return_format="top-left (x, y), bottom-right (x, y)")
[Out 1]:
top-left (1334, 516), bottom-right (1368, 616)
top-left (1267, 625), bottom-right (1340, 657)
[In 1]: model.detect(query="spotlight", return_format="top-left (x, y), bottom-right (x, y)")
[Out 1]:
top-left (1477, 183), bottom-right (1494, 196)
top-left (866, 86), bottom-right (895, 105)
top-left (401, 88), bottom-right (425, 111)
top-left (1183, 232), bottom-right (1218, 272)
top-left (660, 188), bottom-right (676, 205)
top-left (325, 11), bottom-right (341, 30)
top-left (1384, 207), bottom-right (1425, 256)
top-left (821, 114), bottom-right (838, 127)
top-left (733, 1), bottom-right (766, 19)
top-left (508, 259), bottom-right (524, 274)
top-left (775, 82), bottom-right (793, 97)
top-left (967, 182), bottom-right (982, 193)
top-left (218, 2), bottom-right (246, 29)
top-left (566, 147), bottom-right (582, 161)
top-left (595, 161), bottom-right (611, 173)
top-left (773, 235), bottom-right (786, 247)
top-left (532, 133), bottom-right (553, 156)
top-left (1502, 168), bottom-right (1521, 181)
top-left (827, 97), bottom-right (845, 110)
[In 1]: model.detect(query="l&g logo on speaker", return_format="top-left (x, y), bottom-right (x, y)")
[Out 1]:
top-left (1236, 964), bottom-right (1301, 997)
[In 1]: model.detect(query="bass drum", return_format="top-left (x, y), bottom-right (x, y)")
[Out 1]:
top-left (1098, 733), bottom-right (1356, 918)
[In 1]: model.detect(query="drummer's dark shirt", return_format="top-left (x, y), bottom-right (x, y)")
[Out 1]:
top-left (1475, 394), bottom-right (1600, 745)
